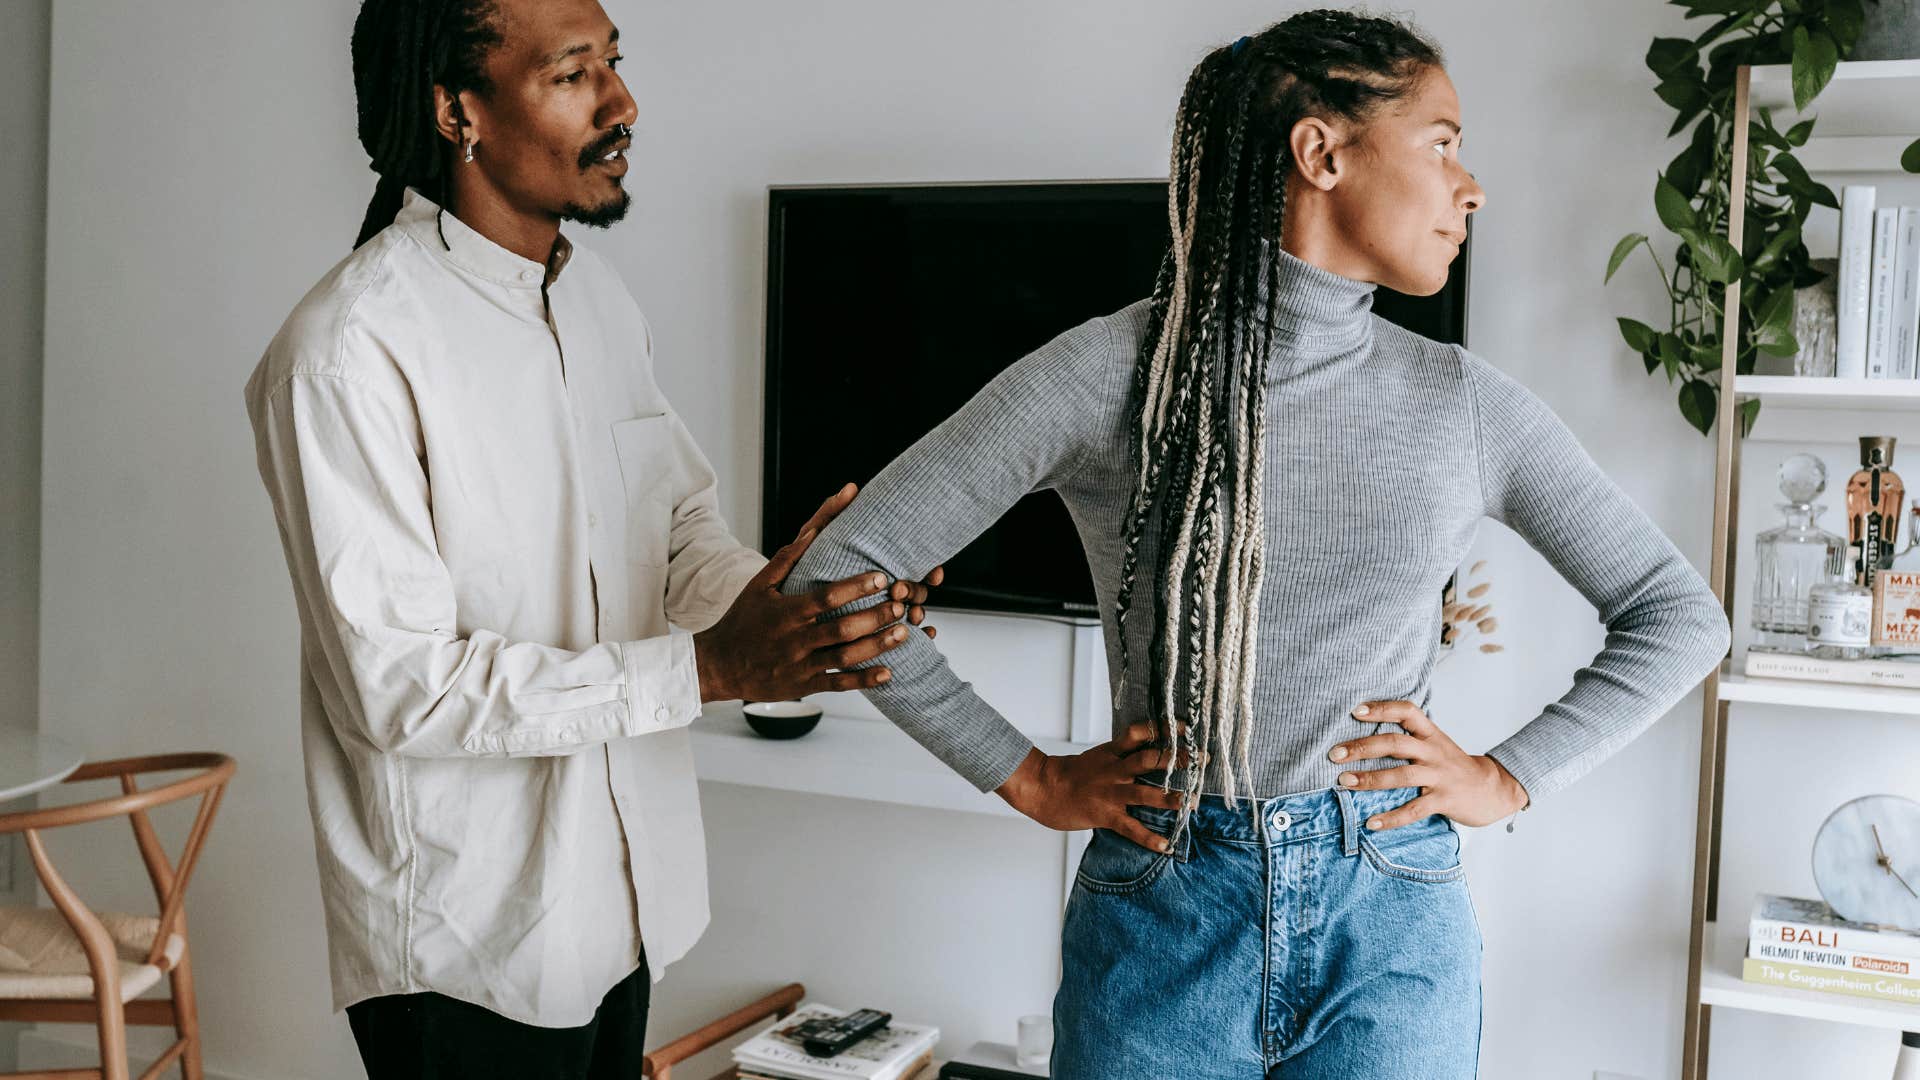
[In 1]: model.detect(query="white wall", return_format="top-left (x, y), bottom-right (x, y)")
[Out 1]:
top-left (30, 0), bottom-right (1918, 1077)
top-left (1, 0), bottom-right (52, 1071)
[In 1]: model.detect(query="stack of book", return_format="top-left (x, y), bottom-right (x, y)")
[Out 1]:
top-left (1743, 894), bottom-right (1920, 1007)
top-left (1837, 185), bottom-right (1920, 380)
top-left (734, 1004), bottom-right (940, 1080)
top-left (1743, 649), bottom-right (1920, 689)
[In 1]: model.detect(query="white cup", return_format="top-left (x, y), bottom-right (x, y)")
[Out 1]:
top-left (1015, 1014), bottom-right (1052, 1069)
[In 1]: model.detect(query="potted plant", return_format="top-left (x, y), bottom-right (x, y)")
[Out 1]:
top-left (1604, 0), bottom-right (1914, 436)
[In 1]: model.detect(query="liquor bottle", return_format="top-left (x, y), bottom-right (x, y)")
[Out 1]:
top-left (1752, 453), bottom-right (1847, 653)
top-left (1847, 436), bottom-right (1905, 591)
top-left (1808, 561), bottom-right (1875, 660)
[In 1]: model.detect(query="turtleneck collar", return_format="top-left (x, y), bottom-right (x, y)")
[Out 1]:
top-left (1264, 246), bottom-right (1377, 360)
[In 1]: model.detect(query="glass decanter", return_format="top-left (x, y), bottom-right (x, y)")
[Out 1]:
top-left (1751, 453), bottom-right (1847, 653)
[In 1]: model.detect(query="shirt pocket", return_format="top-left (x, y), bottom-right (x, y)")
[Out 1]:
top-left (612, 415), bottom-right (674, 571)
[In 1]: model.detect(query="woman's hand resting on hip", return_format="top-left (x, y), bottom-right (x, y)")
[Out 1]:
top-left (1326, 700), bottom-right (1529, 831)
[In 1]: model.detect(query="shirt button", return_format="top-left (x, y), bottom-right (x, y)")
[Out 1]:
top-left (588, 512), bottom-right (599, 528)
top-left (1269, 810), bottom-right (1293, 833)
top-left (654, 706), bottom-right (671, 724)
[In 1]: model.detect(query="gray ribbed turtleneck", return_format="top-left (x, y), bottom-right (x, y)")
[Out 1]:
top-left (780, 248), bottom-right (1731, 803)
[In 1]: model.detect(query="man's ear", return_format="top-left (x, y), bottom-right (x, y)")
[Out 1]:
top-left (431, 86), bottom-right (477, 149)
top-left (1288, 116), bottom-right (1348, 192)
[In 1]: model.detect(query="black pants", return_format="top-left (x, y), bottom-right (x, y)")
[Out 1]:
top-left (347, 958), bottom-right (651, 1080)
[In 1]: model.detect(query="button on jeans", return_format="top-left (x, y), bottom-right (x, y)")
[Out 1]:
top-left (1051, 786), bottom-right (1482, 1079)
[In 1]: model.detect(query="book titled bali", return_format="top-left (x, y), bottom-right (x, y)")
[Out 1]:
top-left (733, 1004), bottom-right (939, 1080)
top-left (1751, 894), bottom-right (1920, 960)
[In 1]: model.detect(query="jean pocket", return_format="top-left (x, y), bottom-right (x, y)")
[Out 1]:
top-left (1358, 818), bottom-right (1466, 884)
top-left (1073, 816), bottom-right (1187, 896)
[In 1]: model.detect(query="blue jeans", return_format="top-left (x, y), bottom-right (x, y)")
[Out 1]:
top-left (1051, 787), bottom-right (1482, 1079)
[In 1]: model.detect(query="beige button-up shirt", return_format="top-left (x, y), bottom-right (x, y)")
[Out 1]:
top-left (244, 188), bottom-right (765, 1026)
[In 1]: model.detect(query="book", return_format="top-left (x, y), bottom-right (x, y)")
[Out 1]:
top-left (1750, 938), bottom-right (1920, 975)
top-left (1837, 185), bottom-right (1877, 378)
top-left (1742, 649), bottom-right (1920, 689)
top-left (1869, 207), bottom-right (1901, 377)
top-left (1751, 894), bottom-right (1920, 960)
top-left (742, 1051), bottom-right (935, 1080)
top-left (1742, 955), bottom-right (1920, 1006)
top-left (733, 1004), bottom-right (939, 1080)
top-left (1894, 208), bottom-right (1920, 380)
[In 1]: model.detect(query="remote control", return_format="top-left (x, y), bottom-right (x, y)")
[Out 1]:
top-left (800, 1008), bottom-right (892, 1058)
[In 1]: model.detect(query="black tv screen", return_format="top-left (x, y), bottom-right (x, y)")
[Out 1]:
top-left (762, 181), bottom-right (1471, 618)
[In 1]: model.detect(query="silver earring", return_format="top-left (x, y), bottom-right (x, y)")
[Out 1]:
top-left (463, 139), bottom-right (476, 163)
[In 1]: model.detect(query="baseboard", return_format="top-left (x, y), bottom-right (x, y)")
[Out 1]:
top-left (18, 1027), bottom-right (263, 1080)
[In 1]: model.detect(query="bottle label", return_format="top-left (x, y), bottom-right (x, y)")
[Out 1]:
top-left (1809, 592), bottom-right (1872, 646)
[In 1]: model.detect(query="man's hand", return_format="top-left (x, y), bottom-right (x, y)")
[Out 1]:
top-left (893, 565), bottom-right (943, 641)
top-left (1327, 700), bottom-right (1530, 830)
top-left (694, 484), bottom-right (941, 703)
top-left (994, 723), bottom-right (1199, 854)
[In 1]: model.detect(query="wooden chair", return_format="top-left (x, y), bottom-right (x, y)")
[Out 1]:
top-left (0, 753), bottom-right (236, 1080)
top-left (643, 982), bottom-right (805, 1080)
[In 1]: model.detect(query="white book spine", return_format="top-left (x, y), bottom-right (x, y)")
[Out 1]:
top-left (1899, 207), bottom-right (1920, 380)
top-left (1837, 185), bottom-right (1878, 378)
top-left (1869, 208), bottom-right (1901, 378)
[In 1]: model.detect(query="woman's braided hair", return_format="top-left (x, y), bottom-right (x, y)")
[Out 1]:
top-left (1112, 10), bottom-right (1442, 825)
top-left (350, 0), bottom-right (503, 248)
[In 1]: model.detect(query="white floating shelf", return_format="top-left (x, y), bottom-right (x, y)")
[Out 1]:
top-left (1748, 60), bottom-right (1920, 139)
top-left (1733, 375), bottom-right (1920, 412)
top-left (1717, 660), bottom-right (1920, 717)
top-left (691, 704), bottom-right (1094, 818)
top-left (1700, 920), bottom-right (1920, 1030)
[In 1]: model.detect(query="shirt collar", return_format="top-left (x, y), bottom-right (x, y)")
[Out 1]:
top-left (396, 187), bottom-right (575, 290)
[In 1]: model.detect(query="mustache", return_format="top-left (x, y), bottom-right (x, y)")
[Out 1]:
top-left (578, 129), bottom-right (628, 170)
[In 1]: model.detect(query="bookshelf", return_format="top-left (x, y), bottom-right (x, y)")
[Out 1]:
top-left (1682, 61), bottom-right (1920, 1079)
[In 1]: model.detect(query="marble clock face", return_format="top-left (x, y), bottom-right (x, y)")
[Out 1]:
top-left (1813, 794), bottom-right (1920, 931)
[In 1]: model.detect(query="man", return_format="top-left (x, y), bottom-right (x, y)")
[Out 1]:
top-left (244, 0), bottom-right (937, 1075)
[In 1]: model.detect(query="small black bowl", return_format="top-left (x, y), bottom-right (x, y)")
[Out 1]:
top-left (742, 700), bottom-right (823, 740)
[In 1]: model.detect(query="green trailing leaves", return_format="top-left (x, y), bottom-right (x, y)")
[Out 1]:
top-left (1647, 37), bottom-right (1701, 79)
top-left (1678, 227), bottom-right (1745, 283)
top-left (1610, 1), bottom-right (1854, 436)
top-left (1679, 380), bottom-right (1719, 435)
top-left (1607, 234), bottom-right (1651, 284)
top-left (1789, 26), bottom-right (1837, 110)
top-left (1618, 316), bottom-right (1658, 353)
top-left (1656, 173), bottom-right (1701, 231)
top-left (1749, 286), bottom-right (1798, 356)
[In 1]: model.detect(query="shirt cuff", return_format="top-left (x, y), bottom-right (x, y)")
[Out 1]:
top-left (621, 631), bottom-right (703, 735)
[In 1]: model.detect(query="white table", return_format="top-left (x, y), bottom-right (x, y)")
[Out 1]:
top-left (0, 730), bottom-right (83, 804)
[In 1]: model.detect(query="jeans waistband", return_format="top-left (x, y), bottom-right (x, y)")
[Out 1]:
top-left (1134, 787), bottom-right (1439, 852)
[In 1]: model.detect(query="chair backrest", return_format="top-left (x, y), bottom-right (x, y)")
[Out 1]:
top-left (642, 982), bottom-right (805, 1080)
top-left (0, 753), bottom-right (236, 967)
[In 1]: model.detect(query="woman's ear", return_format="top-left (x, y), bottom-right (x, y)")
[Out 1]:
top-left (1288, 116), bottom-right (1346, 192)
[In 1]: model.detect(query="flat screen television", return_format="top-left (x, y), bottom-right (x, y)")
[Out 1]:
top-left (762, 181), bottom-right (1471, 619)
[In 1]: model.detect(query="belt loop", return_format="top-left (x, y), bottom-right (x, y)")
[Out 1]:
top-left (1336, 787), bottom-right (1359, 856)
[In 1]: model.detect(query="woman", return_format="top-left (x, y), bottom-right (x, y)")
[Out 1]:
top-left (784, 10), bottom-right (1730, 1077)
